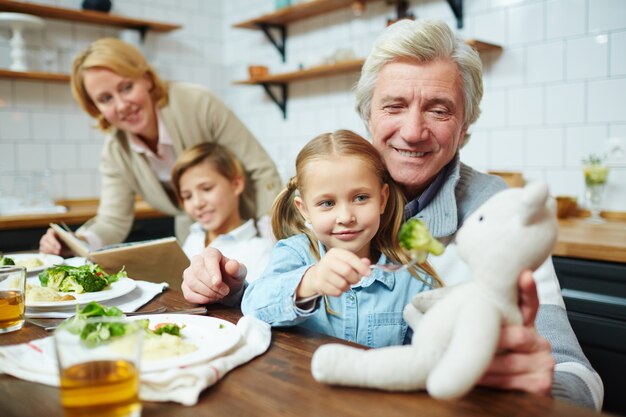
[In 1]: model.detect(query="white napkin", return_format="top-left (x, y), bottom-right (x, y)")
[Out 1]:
top-left (0, 315), bottom-right (271, 406)
top-left (26, 281), bottom-right (169, 318)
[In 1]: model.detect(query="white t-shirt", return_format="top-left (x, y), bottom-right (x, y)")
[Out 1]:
top-left (182, 219), bottom-right (274, 283)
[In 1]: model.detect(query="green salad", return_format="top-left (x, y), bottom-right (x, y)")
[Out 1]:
top-left (38, 264), bottom-right (126, 293)
top-left (63, 302), bottom-right (183, 348)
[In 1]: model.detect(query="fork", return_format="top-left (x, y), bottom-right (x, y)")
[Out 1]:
top-left (369, 257), bottom-right (420, 273)
top-left (27, 306), bottom-right (207, 331)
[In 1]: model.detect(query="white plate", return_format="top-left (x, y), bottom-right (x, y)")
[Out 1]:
top-left (130, 314), bottom-right (240, 373)
top-left (26, 276), bottom-right (136, 308)
top-left (4, 253), bottom-right (64, 274)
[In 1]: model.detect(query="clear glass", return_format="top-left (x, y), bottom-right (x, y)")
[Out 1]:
top-left (584, 182), bottom-right (606, 224)
top-left (0, 265), bottom-right (26, 333)
top-left (54, 317), bottom-right (144, 417)
top-left (583, 164), bottom-right (609, 224)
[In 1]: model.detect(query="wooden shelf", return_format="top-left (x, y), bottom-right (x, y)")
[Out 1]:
top-left (0, 68), bottom-right (70, 82)
top-left (234, 59), bottom-right (364, 85)
top-left (234, 0), bottom-right (378, 29)
top-left (465, 39), bottom-right (503, 54)
top-left (0, 0), bottom-right (181, 32)
top-left (235, 37), bottom-right (501, 86)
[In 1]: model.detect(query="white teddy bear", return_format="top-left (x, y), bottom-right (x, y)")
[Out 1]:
top-left (311, 181), bottom-right (558, 400)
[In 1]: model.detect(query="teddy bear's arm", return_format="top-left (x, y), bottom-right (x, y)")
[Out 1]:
top-left (410, 285), bottom-right (461, 313)
top-left (311, 344), bottom-right (431, 391)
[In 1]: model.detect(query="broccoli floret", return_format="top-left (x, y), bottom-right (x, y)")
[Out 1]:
top-left (0, 256), bottom-right (15, 265)
top-left (59, 276), bottom-right (85, 293)
top-left (43, 268), bottom-right (69, 291)
top-left (399, 219), bottom-right (445, 262)
top-left (75, 273), bottom-right (108, 292)
top-left (153, 323), bottom-right (183, 336)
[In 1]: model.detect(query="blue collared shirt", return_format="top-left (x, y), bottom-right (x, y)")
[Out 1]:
top-left (241, 234), bottom-right (432, 348)
top-left (404, 159), bottom-right (453, 220)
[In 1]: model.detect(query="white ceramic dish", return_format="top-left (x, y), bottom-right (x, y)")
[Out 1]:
top-left (4, 253), bottom-right (64, 274)
top-left (26, 276), bottom-right (136, 308)
top-left (129, 314), bottom-right (240, 372)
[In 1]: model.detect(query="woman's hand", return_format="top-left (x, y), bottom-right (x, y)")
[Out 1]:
top-left (39, 228), bottom-right (72, 256)
top-left (181, 247), bottom-right (247, 304)
top-left (478, 270), bottom-right (555, 395)
top-left (296, 248), bottom-right (371, 300)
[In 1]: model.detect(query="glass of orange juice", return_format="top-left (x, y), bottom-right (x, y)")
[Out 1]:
top-left (0, 265), bottom-right (26, 333)
top-left (54, 316), bottom-right (144, 417)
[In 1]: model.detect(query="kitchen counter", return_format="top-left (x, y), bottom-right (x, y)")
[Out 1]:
top-left (554, 215), bottom-right (626, 264)
top-left (0, 198), bottom-right (168, 231)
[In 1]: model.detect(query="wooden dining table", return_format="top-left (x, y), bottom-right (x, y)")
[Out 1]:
top-left (0, 289), bottom-right (611, 417)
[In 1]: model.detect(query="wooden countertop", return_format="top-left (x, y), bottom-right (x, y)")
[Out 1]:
top-left (0, 199), bottom-right (169, 231)
top-left (554, 215), bottom-right (626, 264)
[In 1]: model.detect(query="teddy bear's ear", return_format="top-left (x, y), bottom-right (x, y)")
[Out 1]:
top-left (520, 181), bottom-right (550, 225)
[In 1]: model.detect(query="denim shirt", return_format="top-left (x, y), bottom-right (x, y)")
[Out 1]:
top-left (241, 234), bottom-right (431, 348)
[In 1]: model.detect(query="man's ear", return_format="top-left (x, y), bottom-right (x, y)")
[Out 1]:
top-left (232, 176), bottom-right (245, 196)
top-left (294, 196), bottom-right (309, 221)
top-left (457, 127), bottom-right (468, 149)
top-left (379, 183), bottom-right (389, 214)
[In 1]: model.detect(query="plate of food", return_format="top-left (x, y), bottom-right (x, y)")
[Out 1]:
top-left (128, 314), bottom-right (241, 372)
top-left (26, 264), bottom-right (136, 308)
top-left (1, 253), bottom-right (64, 274)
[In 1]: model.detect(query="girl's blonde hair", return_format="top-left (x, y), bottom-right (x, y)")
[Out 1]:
top-left (71, 37), bottom-right (168, 131)
top-left (171, 142), bottom-right (245, 205)
top-left (272, 129), bottom-right (441, 287)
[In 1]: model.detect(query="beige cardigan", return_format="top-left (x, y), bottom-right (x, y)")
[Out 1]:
top-left (79, 82), bottom-right (282, 246)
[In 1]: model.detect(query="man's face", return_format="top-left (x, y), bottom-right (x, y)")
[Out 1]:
top-left (368, 58), bottom-right (467, 200)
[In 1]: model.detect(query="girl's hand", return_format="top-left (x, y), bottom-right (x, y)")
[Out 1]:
top-left (296, 248), bottom-right (371, 299)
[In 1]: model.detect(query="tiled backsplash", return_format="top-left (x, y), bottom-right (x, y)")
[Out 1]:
top-left (0, 0), bottom-right (624, 212)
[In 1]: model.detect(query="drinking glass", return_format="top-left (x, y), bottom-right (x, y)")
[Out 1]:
top-left (582, 164), bottom-right (609, 224)
top-left (54, 317), bottom-right (144, 417)
top-left (0, 265), bottom-right (26, 333)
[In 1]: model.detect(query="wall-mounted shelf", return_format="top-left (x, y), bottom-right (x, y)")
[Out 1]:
top-left (235, 38), bottom-right (502, 118)
top-left (0, 68), bottom-right (70, 82)
top-left (234, 0), bottom-right (379, 29)
top-left (234, 0), bottom-right (467, 62)
top-left (235, 59), bottom-right (364, 86)
top-left (0, 0), bottom-right (181, 39)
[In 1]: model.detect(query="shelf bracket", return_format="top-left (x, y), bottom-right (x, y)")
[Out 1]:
top-left (260, 82), bottom-right (288, 119)
top-left (137, 26), bottom-right (149, 42)
top-left (446, 0), bottom-right (463, 29)
top-left (255, 22), bottom-right (286, 62)
top-left (395, 0), bottom-right (414, 20)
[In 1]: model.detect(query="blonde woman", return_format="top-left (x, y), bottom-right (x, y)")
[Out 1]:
top-left (39, 38), bottom-right (280, 255)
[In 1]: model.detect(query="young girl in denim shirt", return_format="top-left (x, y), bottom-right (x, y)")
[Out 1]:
top-left (241, 130), bottom-right (441, 348)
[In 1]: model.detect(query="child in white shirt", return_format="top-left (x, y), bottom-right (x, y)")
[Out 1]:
top-left (171, 143), bottom-right (273, 282)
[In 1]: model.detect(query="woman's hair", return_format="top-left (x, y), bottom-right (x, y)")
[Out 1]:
top-left (355, 19), bottom-right (483, 147)
top-left (71, 37), bottom-right (168, 131)
top-left (171, 142), bottom-right (245, 204)
top-left (271, 129), bottom-right (441, 287)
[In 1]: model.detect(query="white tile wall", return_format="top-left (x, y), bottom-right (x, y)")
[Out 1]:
top-left (1, 0), bottom-right (624, 213)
